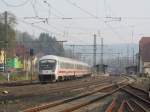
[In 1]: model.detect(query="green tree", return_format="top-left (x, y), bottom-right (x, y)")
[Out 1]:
top-left (16, 32), bottom-right (65, 57)
top-left (0, 11), bottom-right (17, 27)
top-left (0, 11), bottom-right (17, 57)
top-left (37, 33), bottom-right (64, 56)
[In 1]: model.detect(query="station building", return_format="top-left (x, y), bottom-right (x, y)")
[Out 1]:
top-left (95, 64), bottom-right (108, 74)
top-left (139, 37), bottom-right (150, 77)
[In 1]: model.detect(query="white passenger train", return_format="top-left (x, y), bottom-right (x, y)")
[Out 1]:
top-left (38, 55), bottom-right (91, 82)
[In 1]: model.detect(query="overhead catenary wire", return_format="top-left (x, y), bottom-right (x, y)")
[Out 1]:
top-left (31, 0), bottom-right (38, 17)
top-left (102, 0), bottom-right (127, 43)
top-left (19, 12), bottom-right (65, 33)
top-left (23, 16), bottom-right (150, 20)
top-left (22, 17), bottom-right (150, 36)
top-left (101, 0), bottom-right (128, 43)
top-left (24, 19), bottom-right (132, 43)
top-left (104, 0), bottom-right (109, 17)
top-left (1, 0), bottom-right (30, 7)
top-left (46, 21), bottom-right (64, 32)
top-left (26, 17), bottom-right (65, 32)
top-left (43, 0), bottom-right (51, 19)
top-left (64, 0), bottom-right (150, 21)
top-left (23, 0), bottom-right (64, 21)
top-left (18, 18), bottom-right (64, 36)
top-left (2, 0), bottom-right (148, 44)
top-left (6, 0), bottom-right (148, 39)
top-left (21, 16), bottom-right (97, 38)
top-left (43, 0), bottom-right (65, 17)
top-left (64, 0), bottom-right (134, 44)
top-left (65, 0), bottom-right (98, 18)
top-left (104, 22), bottom-right (128, 43)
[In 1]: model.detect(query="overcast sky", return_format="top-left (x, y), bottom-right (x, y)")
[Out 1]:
top-left (0, 0), bottom-right (150, 45)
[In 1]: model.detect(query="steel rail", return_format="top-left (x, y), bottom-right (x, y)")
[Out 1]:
top-left (126, 101), bottom-right (134, 112)
top-left (121, 88), bottom-right (150, 105)
top-left (128, 99), bottom-right (147, 112)
top-left (23, 79), bottom-right (128, 112)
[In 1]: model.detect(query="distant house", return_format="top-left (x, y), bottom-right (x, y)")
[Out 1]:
top-left (125, 65), bottom-right (137, 75)
top-left (15, 44), bottom-right (28, 58)
top-left (139, 37), bottom-right (150, 77)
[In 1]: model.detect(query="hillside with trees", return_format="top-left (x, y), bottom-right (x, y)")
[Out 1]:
top-left (0, 11), bottom-right (65, 71)
top-left (0, 11), bottom-right (64, 58)
top-left (0, 11), bottom-right (16, 57)
top-left (16, 31), bottom-right (65, 56)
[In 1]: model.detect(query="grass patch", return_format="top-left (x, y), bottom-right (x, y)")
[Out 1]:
top-left (0, 72), bottom-right (38, 82)
top-left (0, 74), bottom-right (7, 82)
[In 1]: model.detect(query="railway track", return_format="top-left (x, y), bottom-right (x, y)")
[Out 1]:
top-left (122, 85), bottom-right (150, 104)
top-left (104, 99), bottom-right (131, 112)
top-left (0, 80), bottom-right (40, 87)
top-left (104, 98), bottom-right (149, 112)
top-left (124, 85), bottom-right (149, 100)
top-left (121, 85), bottom-right (150, 112)
top-left (0, 75), bottom-right (112, 87)
top-left (127, 99), bottom-right (148, 112)
top-left (22, 78), bottom-right (128, 112)
top-left (0, 76), bottom-right (93, 87)
top-left (103, 82), bottom-right (150, 112)
top-left (0, 76), bottom-right (119, 102)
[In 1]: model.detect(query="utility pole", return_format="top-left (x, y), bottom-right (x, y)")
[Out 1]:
top-left (93, 34), bottom-right (97, 67)
top-left (131, 29), bottom-right (134, 65)
top-left (127, 44), bottom-right (129, 66)
top-left (117, 52), bottom-right (121, 68)
top-left (101, 38), bottom-right (104, 65)
top-left (4, 11), bottom-right (8, 72)
top-left (72, 45), bottom-right (75, 58)
top-left (29, 48), bottom-right (34, 82)
top-left (56, 40), bottom-right (67, 56)
top-left (133, 48), bottom-right (135, 65)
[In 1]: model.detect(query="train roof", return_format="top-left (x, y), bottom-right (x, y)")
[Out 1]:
top-left (39, 55), bottom-right (89, 66)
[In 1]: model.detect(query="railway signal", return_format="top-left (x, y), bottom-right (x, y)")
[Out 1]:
top-left (29, 48), bottom-right (34, 82)
top-left (29, 48), bottom-right (34, 56)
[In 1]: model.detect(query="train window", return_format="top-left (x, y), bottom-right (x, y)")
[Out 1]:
top-left (39, 59), bottom-right (56, 70)
top-left (60, 62), bottom-right (85, 69)
top-left (60, 62), bottom-right (64, 68)
top-left (77, 64), bottom-right (82, 69)
top-left (75, 64), bottom-right (77, 69)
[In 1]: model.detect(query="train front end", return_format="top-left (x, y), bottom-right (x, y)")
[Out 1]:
top-left (38, 59), bottom-right (56, 82)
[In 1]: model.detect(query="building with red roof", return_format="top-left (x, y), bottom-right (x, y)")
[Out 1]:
top-left (139, 37), bottom-right (150, 77)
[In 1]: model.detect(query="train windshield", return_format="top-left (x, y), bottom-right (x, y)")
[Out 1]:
top-left (39, 59), bottom-right (56, 70)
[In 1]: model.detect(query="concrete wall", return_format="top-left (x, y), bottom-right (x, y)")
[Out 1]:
top-left (144, 62), bottom-right (150, 77)
top-left (144, 68), bottom-right (150, 76)
top-left (139, 59), bottom-right (150, 77)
